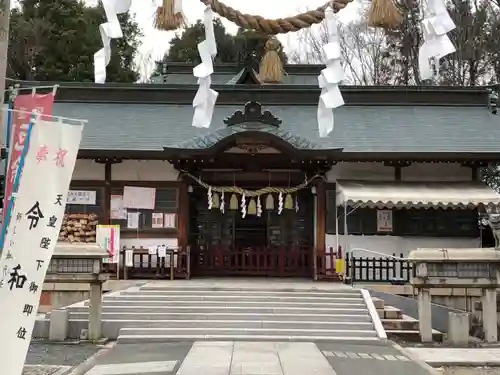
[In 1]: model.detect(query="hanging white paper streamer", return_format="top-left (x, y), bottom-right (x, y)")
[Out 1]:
top-left (94, 0), bottom-right (132, 83)
top-left (207, 186), bottom-right (213, 209)
top-left (241, 194), bottom-right (247, 218)
top-left (192, 7), bottom-right (218, 128)
top-left (256, 196), bottom-right (262, 217)
top-left (317, 7), bottom-right (344, 138)
top-left (418, 0), bottom-right (455, 80)
top-left (220, 191), bottom-right (225, 214)
top-left (278, 192), bottom-right (283, 215)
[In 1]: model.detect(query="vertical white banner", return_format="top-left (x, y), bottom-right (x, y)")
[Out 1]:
top-left (0, 117), bottom-right (83, 375)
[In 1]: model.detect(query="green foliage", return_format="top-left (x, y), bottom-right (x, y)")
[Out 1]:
top-left (154, 19), bottom-right (288, 76)
top-left (7, 0), bottom-right (141, 82)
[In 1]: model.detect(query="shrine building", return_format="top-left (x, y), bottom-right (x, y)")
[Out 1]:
top-left (4, 62), bottom-right (500, 279)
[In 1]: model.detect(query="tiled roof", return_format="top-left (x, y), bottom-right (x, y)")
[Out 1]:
top-left (51, 102), bottom-right (500, 153)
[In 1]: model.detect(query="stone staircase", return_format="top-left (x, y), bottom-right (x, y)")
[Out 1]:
top-left (374, 297), bottom-right (444, 342)
top-left (43, 281), bottom-right (388, 343)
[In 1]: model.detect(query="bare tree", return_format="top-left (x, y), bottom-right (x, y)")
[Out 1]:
top-left (287, 9), bottom-right (397, 85)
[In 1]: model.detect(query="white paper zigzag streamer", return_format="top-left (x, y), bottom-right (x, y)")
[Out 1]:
top-left (419, 0), bottom-right (456, 80)
top-left (94, 0), bottom-right (132, 84)
top-left (317, 7), bottom-right (344, 138)
top-left (192, 6), bottom-right (218, 128)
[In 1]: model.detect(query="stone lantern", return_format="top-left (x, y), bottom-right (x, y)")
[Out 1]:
top-left (408, 247), bottom-right (500, 343)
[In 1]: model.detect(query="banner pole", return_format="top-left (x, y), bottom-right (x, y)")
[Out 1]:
top-left (3, 87), bottom-right (17, 192)
top-left (0, 113), bottom-right (35, 250)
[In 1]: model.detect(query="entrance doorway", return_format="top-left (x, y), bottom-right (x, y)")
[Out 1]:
top-left (188, 186), bottom-right (314, 277)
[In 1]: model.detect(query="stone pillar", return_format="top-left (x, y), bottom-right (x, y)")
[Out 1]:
top-left (418, 288), bottom-right (433, 342)
top-left (482, 287), bottom-right (498, 343)
top-left (88, 281), bottom-right (103, 341)
top-left (448, 312), bottom-right (469, 345)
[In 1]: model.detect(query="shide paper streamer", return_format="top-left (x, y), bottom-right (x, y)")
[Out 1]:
top-left (418, 0), bottom-right (456, 80)
top-left (317, 7), bottom-right (344, 138)
top-left (94, 0), bottom-right (132, 84)
top-left (192, 6), bottom-right (219, 128)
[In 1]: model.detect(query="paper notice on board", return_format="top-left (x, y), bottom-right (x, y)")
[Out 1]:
top-left (164, 213), bottom-right (176, 228)
top-left (127, 212), bottom-right (140, 229)
top-left (158, 245), bottom-right (167, 258)
top-left (148, 246), bottom-right (157, 255)
top-left (152, 213), bottom-right (164, 228)
top-left (125, 249), bottom-right (134, 267)
top-left (110, 195), bottom-right (127, 220)
top-left (123, 186), bottom-right (156, 210)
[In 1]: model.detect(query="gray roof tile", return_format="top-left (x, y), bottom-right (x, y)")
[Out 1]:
top-left (52, 103), bottom-right (500, 153)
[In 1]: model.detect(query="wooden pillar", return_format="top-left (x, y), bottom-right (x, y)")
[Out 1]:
top-left (316, 181), bottom-right (326, 255)
top-left (177, 182), bottom-right (189, 250)
top-left (104, 161), bottom-right (112, 225)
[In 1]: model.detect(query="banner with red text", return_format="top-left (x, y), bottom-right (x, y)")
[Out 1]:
top-left (3, 93), bottom-right (55, 219)
top-left (0, 116), bottom-right (83, 375)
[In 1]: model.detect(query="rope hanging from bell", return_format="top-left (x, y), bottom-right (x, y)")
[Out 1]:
top-left (154, 0), bottom-right (186, 31)
top-left (259, 38), bottom-right (285, 84)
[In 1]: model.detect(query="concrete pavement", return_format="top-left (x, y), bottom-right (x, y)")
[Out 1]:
top-left (406, 348), bottom-right (500, 367)
top-left (76, 340), bottom-right (435, 375)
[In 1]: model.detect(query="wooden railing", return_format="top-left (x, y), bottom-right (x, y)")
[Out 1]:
top-left (316, 246), bottom-right (343, 281)
top-left (191, 246), bottom-right (313, 277)
top-left (104, 246), bottom-right (190, 280)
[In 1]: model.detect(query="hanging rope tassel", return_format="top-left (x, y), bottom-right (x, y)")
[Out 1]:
top-left (154, 0), bottom-right (186, 31)
top-left (259, 38), bottom-right (285, 84)
top-left (366, 0), bottom-right (403, 29)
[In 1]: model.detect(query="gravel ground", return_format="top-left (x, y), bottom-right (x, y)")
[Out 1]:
top-left (26, 342), bottom-right (101, 366)
top-left (437, 368), bottom-right (500, 375)
top-left (22, 366), bottom-right (67, 375)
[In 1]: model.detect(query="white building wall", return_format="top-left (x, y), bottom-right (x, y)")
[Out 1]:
top-left (325, 162), bottom-right (478, 258)
top-left (402, 163), bottom-right (472, 181)
top-left (72, 159), bottom-right (105, 180)
top-left (111, 160), bottom-right (179, 181)
top-left (326, 162), bottom-right (394, 181)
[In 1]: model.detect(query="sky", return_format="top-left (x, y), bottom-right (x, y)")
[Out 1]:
top-left (13, 0), bottom-right (365, 79)
top-left (87, 0), bottom-right (365, 78)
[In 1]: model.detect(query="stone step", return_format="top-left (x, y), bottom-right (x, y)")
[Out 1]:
top-left (386, 329), bottom-right (444, 342)
top-left (97, 300), bottom-right (367, 308)
top-left (68, 312), bottom-right (372, 322)
top-left (138, 285), bottom-right (360, 293)
top-left (72, 319), bottom-right (374, 339)
top-left (123, 290), bottom-right (361, 298)
top-left (117, 334), bottom-right (381, 344)
top-left (377, 306), bottom-right (403, 319)
top-left (100, 298), bottom-right (365, 307)
top-left (117, 327), bottom-right (379, 341)
top-left (109, 294), bottom-right (364, 302)
top-left (70, 305), bottom-right (370, 315)
top-left (382, 317), bottom-right (419, 331)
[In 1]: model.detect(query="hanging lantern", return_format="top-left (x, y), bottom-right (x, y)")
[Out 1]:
top-left (212, 192), bottom-right (220, 209)
top-left (229, 194), bottom-right (238, 210)
top-left (248, 198), bottom-right (257, 215)
top-left (284, 193), bottom-right (294, 210)
top-left (265, 194), bottom-right (274, 210)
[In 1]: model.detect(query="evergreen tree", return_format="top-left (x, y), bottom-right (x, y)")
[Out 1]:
top-left (7, 0), bottom-right (141, 82)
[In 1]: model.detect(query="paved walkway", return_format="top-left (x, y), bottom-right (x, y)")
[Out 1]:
top-left (80, 341), bottom-right (434, 375)
top-left (406, 347), bottom-right (500, 367)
